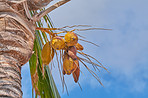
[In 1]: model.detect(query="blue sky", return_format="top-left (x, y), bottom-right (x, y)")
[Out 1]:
top-left (21, 0), bottom-right (148, 98)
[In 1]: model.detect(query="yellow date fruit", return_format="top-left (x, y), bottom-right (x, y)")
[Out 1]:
top-left (51, 36), bottom-right (65, 50)
top-left (63, 52), bottom-right (77, 75)
top-left (75, 43), bottom-right (84, 50)
top-left (65, 32), bottom-right (78, 46)
top-left (41, 42), bottom-right (54, 65)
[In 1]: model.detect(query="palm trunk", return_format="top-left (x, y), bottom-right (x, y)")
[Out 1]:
top-left (0, 55), bottom-right (22, 97)
top-left (0, 1), bottom-right (35, 98)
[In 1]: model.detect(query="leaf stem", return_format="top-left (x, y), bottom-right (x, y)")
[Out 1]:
top-left (33, 0), bottom-right (71, 22)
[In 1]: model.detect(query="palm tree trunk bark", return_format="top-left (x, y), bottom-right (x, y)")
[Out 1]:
top-left (0, 55), bottom-right (22, 97)
top-left (0, 1), bottom-right (35, 97)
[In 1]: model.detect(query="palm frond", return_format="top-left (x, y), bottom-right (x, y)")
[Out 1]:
top-left (29, 10), bottom-right (60, 98)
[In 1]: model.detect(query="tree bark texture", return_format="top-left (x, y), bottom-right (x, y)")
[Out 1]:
top-left (0, 1), bottom-right (35, 97)
top-left (0, 55), bottom-right (22, 97)
top-left (27, 0), bottom-right (53, 10)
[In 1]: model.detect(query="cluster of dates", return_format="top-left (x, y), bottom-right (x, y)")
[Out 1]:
top-left (41, 31), bottom-right (83, 83)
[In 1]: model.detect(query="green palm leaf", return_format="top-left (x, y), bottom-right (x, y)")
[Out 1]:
top-left (29, 10), bottom-right (60, 98)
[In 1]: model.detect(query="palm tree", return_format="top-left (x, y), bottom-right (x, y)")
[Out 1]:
top-left (0, 0), bottom-right (109, 98)
top-left (0, 0), bottom-right (70, 97)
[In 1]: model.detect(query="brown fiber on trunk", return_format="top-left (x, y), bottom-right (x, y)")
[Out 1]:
top-left (0, 55), bottom-right (22, 97)
top-left (0, 1), bottom-right (35, 97)
top-left (27, 0), bottom-right (53, 10)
